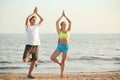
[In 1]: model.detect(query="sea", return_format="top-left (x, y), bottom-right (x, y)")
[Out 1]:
top-left (0, 33), bottom-right (120, 73)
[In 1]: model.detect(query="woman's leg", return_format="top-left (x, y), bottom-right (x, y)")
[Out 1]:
top-left (60, 53), bottom-right (67, 78)
top-left (50, 50), bottom-right (61, 65)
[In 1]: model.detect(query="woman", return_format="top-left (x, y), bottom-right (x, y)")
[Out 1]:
top-left (51, 11), bottom-right (71, 78)
top-left (23, 7), bottom-right (43, 79)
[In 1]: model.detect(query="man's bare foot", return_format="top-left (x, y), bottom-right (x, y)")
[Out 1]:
top-left (27, 74), bottom-right (35, 79)
top-left (35, 61), bottom-right (38, 67)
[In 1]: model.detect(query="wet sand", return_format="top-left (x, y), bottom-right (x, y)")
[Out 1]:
top-left (0, 72), bottom-right (120, 80)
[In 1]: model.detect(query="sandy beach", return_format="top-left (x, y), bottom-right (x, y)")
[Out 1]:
top-left (0, 72), bottom-right (120, 80)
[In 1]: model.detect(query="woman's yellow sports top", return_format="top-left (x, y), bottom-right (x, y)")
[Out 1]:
top-left (59, 31), bottom-right (70, 39)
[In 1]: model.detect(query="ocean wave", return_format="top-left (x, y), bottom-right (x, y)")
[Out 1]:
top-left (68, 56), bottom-right (120, 61)
top-left (113, 57), bottom-right (120, 60)
top-left (116, 48), bottom-right (120, 51)
top-left (0, 61), bottom-right (12, 63)
top-left (0, 61), bottom-right (24, 64)
top-left (114, 62), bottom-right (120, 64)
top-left (0, 60), bottom-right (51, 64)
top-left (0, 67), bottom-right (24, 69)
top-left (38, 60), bottom-right (51, 63)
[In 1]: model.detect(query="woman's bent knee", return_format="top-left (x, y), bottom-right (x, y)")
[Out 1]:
top-left (50, 56), bottom-right (55, 61)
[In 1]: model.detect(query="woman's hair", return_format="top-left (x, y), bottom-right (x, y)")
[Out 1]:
top-left (60, 21), bottom-right (65, 27)
top-left (29, 16), bottom-right (37, 22)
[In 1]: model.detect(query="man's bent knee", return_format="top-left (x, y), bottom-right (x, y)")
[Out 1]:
top-left (23, 58), bottom-right (30, 62)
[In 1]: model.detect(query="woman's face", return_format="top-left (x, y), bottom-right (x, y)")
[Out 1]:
top-left (30, 17), bottom-right (36, 25)
top-left (61, 22), bottom-right (66, 30)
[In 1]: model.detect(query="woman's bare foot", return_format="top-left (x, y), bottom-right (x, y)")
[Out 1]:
top-left (60, 75), bottom-right (68, 78)
top-left (58, 62), bottom-right (62, 67)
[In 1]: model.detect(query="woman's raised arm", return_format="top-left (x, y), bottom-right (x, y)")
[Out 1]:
top-left (56, 11), bottom-right (64, 35)
top-left (63, 11), bottom-right (71, 32)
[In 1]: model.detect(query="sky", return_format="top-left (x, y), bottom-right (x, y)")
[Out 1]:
top-left (0, 0), bottom-right (120, 34)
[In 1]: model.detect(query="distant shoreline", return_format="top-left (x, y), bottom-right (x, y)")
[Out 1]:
top-left (0, 33), bottom-right (120, 35)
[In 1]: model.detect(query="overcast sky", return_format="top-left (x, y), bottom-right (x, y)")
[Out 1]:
top-left (0, 0), bottom-right (120, 34)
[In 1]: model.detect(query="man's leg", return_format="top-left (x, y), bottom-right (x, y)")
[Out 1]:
top-left (28, 60), bottom-right (36, 75)
top-left (27, 46), bottom-right (39, 79)
top-left (23, 58), bottom-right (31, 62)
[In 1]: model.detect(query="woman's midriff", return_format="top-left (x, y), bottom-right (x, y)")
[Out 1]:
top-left (59, 38), bottom-right (69, 44)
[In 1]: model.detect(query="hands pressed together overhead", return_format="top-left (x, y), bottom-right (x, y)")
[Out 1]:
top-left (34, 7), bottom-right (38, 14)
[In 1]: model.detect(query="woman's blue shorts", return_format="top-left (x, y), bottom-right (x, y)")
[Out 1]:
top-left (56, 43), bottom-right (69, 53)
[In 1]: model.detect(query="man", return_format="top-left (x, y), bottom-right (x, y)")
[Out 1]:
top-left (23, 7), bottom-right (43, 79)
